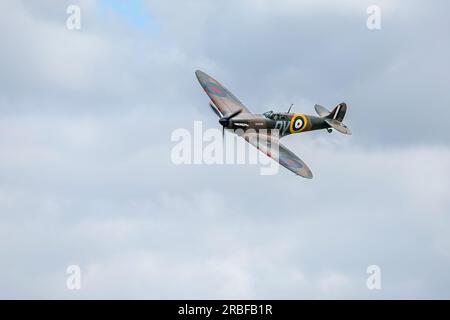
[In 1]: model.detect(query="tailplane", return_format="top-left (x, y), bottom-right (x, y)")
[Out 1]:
top-left (324, 118), bottom-right (352, 135)
top-left (314, 102), bottom-right (351, 135)
top-left (314, 104), bottom-right (331, 117)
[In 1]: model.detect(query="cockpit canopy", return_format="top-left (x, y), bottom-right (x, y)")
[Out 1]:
top-left (263, 110), bottom-right (291, 121)
top-left (262, 110), bottom-right (274, 119)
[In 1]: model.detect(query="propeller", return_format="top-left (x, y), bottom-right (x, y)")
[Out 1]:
top-left (208, 102), bottom-right (223, 118)
top-left (219, 109), bottom-right (242, 139)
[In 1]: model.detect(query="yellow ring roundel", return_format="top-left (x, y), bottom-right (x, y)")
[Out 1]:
top-left (289, 114), bottom-right (308, 133)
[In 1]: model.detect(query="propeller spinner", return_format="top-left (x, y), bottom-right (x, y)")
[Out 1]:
top-left (218, 109), bottom-right (242, 139)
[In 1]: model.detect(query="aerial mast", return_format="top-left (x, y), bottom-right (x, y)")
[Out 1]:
top-left (287, 103), bottom-right (294, 113)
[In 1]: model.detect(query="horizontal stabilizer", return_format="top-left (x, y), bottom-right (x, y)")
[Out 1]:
top-left (314, 104), bottom-right (331, 117)
top-left (324, 118), bottom-right (352, 135)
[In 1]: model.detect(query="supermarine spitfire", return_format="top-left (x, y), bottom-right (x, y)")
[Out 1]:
top-left (195, 70), bottom-right (351, 178)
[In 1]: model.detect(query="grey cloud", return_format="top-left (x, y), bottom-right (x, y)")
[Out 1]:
top-left (0, 0), bottom-right (449, 299)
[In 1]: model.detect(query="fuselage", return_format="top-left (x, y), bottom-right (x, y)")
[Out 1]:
top-left (226, 113), bottom-right (329, 138)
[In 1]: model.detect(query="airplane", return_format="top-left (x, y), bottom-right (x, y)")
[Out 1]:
top-left (195, 70), bottom-right (351, 178)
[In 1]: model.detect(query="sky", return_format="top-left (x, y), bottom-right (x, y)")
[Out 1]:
top-left (0, 0), bottom-right (449, 299)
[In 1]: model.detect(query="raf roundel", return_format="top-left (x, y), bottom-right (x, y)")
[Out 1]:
top-left (280, 155), bottom-right (303, 169)
top-left (293, 118), bottom-right (303, 130)
top-left (205, 81), bottom-right (227, 98)
top-left (289, 114), bottom-right (308, 133)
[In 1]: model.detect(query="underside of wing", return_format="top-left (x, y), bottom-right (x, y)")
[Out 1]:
top-left (196, 70), bottom-right (251, 116)
top-left (241, 132), bottom-right (313, 179)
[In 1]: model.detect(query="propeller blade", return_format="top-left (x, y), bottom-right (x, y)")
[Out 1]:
top-left (209, 102), bottom-right (223, 118)
top-left (226, 109), bottom-right (242, 120)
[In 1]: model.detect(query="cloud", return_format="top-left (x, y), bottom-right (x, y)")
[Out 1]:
top-left (0, 0), bottom-right (449, 299)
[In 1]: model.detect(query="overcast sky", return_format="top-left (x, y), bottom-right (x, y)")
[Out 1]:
top-left (0, 0), bottom-right (449, 299)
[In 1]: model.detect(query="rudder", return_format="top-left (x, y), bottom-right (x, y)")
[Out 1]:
top-left (327, 103), bottom-right (347, 122)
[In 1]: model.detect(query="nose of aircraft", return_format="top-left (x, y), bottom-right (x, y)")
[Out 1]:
top-left (218, 117), bottom-right (229, 127)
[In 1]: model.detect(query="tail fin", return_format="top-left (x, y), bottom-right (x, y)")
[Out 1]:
top-left (327, 102), bottom-right (347, 122)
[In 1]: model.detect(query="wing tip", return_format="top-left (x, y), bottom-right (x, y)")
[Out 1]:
top-left (195, 69), bottom-right (207, 79)
top-left (299, 171), bottom-right (314, 179)
top-left (294, 167), bottom-right (313, 179)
